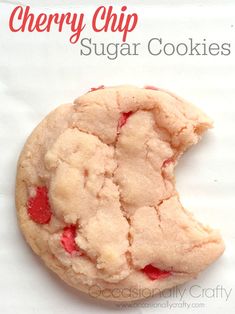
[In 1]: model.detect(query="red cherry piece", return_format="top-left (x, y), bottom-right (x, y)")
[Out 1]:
top-left (118, 111), bottom-right (133, 130)
top-left (61, 225), bottom-right (82, 254)
top-left (27, 186), bottom-right (52, 224)
top-left (89, 85), bottom-right (105, 92)
top-left (141, 264), bottom-right (171, 280)
top-left (162, 158), bottom-right (174, 168)
top-left (144, 85), bottom-right (159, 91)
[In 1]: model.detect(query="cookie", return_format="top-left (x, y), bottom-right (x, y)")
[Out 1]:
top-left (15, 85), bottom-right (224, 301)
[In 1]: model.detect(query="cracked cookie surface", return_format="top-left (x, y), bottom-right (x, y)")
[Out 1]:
top-left (15, 85), bottom-right (224, 301)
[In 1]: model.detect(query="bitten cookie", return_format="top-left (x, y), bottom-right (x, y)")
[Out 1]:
top-left (15, 85), bottom-right (224, 301)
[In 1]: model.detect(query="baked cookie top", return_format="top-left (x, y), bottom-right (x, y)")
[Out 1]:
top-left (16, 85), bottom-right (224, 301)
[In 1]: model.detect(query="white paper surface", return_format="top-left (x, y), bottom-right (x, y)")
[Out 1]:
top-left (0, 1), bottom-right (235, 313)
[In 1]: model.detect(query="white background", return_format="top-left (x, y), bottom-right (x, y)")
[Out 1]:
top-left (0, 1), bottom-right (235, 313)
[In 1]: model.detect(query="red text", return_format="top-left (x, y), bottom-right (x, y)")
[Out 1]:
top-left (92, 6), bottom-right (138, 42)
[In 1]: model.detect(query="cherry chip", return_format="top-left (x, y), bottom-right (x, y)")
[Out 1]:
top-left (61, 225), bottom-right (83, 255)
top-left (27, 186), bottom-right (52, 224)
top-left (144, 85), bottom-right (159, 91)
top-left (141, 264), bottom-right (171, 280)
top-left (118, 111), bottom-right (133, 130)
top-left (162, 158), bottom-right (174, 168)
top-left (89, 85), bottom-right (105, 92)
